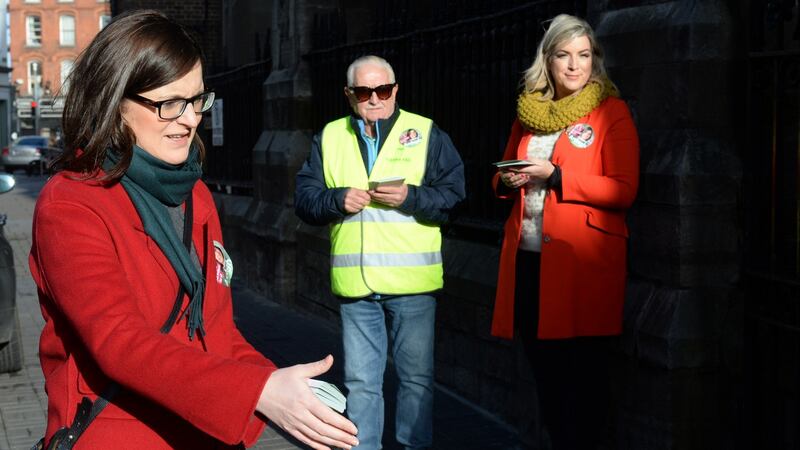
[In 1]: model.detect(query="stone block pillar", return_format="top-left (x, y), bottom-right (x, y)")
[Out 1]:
top-left (217, 0), bottom-right (335, 310)
top-left (592, 1), bottom-right (743, 448)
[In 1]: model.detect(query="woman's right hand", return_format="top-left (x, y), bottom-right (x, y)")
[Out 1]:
top-left (499, 170), bottom-right (530, 189)
top-left (257, 355), bottom-right (359, 450)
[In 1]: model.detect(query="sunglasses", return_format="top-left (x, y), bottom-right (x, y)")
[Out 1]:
top-left (347, 83), bottom-right (396, 102)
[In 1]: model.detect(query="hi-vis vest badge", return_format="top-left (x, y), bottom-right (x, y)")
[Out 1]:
top-left (399, 128), bottom-right (423, 147)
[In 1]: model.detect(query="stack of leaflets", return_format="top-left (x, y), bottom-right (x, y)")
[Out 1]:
top-left (368, 176), bottom-right (405, 190)
top-left (308, 379), bottom-right (347, 413)
top-left (492, 159), bottom-right (534, 168)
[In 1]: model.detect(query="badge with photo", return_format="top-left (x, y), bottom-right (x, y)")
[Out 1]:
top-left (212, 240), bottom-right (233, 287)
top-left (399, 128), bottom-right (423, 147)
top-left (566, 123), bottom-right (595, 148)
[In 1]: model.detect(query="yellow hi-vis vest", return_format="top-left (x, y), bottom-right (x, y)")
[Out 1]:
top-left (321, 110), bottom-right (443, 298)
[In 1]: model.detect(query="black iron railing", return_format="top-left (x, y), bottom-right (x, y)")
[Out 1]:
top-left (199, 60), bottom-right (270, 194)
top-left (306, 1), bottom-right (587, 241)
top-left (745, 1), bottom-right (800, 447)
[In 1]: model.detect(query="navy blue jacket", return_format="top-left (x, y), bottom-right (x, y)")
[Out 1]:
top-left (295, 107), bottom-right (466, 226)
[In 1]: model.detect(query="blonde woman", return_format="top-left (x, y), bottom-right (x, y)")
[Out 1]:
top-left (491, 14), bottom-right (639, 449)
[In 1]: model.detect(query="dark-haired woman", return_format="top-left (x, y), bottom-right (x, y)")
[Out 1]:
top-left (491, 14), bottom-right (639, 450)
top-left (29, 10), bottom-right (358, 450)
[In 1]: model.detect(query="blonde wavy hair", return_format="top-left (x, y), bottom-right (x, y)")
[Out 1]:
top-left (522, 14), bottom-right (609, 99)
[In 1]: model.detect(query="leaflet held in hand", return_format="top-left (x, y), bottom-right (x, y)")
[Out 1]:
top-left (368, 176), bottom-right (405, 190)
top-left (492, 159), bottom-right (534, 168)
top-left (308, 379), bottom-right (347, 413)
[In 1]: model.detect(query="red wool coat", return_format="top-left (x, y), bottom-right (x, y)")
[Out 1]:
top-left (491, 97), bottom-right (640, 340)
top-left (29, 172), bottom-right (277, 449)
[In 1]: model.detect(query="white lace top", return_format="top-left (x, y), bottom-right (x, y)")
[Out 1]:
top-left (519, 130), bottom-right (561, 252)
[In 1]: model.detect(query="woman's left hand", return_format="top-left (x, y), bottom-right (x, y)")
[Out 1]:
top-left (499, 170), bottom-right (530, 189)
top-left (512, 158), bottom-right (555, 181)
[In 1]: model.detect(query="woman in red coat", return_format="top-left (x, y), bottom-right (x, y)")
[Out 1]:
top-left (491, 14), bottom-right (639, 450)
top-left (28, 10), bottom-right (358, 450)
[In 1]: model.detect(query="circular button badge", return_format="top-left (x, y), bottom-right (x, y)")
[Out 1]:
top-left (566, 123), bottom-right (595, 148)
top-left (399, 128), bottom-right (422, 147)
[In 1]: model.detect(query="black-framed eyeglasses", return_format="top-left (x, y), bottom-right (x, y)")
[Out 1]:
top-left (127, 91), bottom-right (216, 120)
top-left (346, 83), bottom-right (396, 102)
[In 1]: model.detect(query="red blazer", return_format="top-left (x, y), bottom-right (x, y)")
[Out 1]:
top-left (491, 97), bottom-right (639, 339)
top-left (29, 172), bottom-right (277, 449)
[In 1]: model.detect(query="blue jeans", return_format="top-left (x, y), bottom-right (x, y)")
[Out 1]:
top-left (340, 295), bottom-right (436, 450)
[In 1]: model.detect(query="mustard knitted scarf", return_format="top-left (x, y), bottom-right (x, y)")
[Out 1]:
top-left (516, 77), bottom-right (619, 133)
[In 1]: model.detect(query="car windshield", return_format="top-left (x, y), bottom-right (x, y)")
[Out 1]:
top-left (16, 137), bottom-right (46, 146)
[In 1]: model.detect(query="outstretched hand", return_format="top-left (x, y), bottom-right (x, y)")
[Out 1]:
top-left (257, 355), bottom-right (359, 450)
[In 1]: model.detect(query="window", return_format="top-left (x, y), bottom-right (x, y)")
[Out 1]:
top-left (27, 61), bottom-right (42, 96)
top-left (60, 60), bottom-right (73, 93)
top-left (99, 15), bottom-right (111, 30)
top-left (60, 15), bottom-right (76, 46)
top-left (26, 16), bottom-right (41, 46)
top-left (18, 137), bottom-right (47, 146)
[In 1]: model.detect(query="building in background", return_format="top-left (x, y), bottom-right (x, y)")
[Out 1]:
top-left (0, 0), bottom-right (14, 147)
top-left (8, 0), bottom-right (110, 137)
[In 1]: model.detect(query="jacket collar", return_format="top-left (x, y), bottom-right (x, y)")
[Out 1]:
top-left (348, 105), bottom-right (401, 140)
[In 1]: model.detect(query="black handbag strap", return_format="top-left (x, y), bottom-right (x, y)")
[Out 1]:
top-left (54, 383), bottom-right (121, 449)
top-left (161, 194), bottom-right (194, 333)
top-left (50, 196), bottom-right (194, 450)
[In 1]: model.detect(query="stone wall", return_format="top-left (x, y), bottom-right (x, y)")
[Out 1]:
top-left (206, 0), bottom-right (747, 447)
top-left (217, 0), bottom-right (542, 419)
top-left (234, 0), bottom-right (327, 309)
top-left (593, 1), bottom-right (744, 448)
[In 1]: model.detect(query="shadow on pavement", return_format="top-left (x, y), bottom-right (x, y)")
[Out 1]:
top-left (231, 283), bottom-right (520, 450)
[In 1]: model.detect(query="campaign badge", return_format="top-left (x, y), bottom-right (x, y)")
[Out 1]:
top-left (566, 123), bottom-right (595, 148)
top-left (212, 240), bottom-right (233, 287)
top-left (399, 128), bottom-right (422, 147)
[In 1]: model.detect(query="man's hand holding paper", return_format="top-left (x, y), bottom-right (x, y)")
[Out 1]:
top-left (369, 177), bottom-right (408, 207)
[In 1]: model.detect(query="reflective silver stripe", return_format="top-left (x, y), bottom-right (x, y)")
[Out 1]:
top-left (342, 208), bottom-right (417, 224)
top-left (332, 252), bottom-right (442, 267)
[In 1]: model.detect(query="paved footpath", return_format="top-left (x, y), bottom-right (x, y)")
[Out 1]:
top-left (0, 174), bottom-right (519, 450)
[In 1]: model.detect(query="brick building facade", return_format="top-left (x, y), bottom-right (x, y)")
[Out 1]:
top-left (0, 0), bottom-right (14, 147)
top-left (8, 0), bottom-right (110, 134)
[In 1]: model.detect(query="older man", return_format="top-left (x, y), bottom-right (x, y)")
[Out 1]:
top-left (295, 55), bottom-right (465, 449)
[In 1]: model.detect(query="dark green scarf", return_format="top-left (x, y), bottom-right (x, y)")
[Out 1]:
top-left (104, 145), bottom-right (206, 339)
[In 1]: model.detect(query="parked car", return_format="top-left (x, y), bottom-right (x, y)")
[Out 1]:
top-left (0, 173), bottom-right (22, 373)
top-left (0, 136), bottom-right (58, 175)
top-left (41, 144), bottom-right (63, 173)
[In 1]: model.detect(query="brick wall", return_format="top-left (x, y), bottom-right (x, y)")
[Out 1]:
top-left (9, 0), bottom-right (111, 96)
